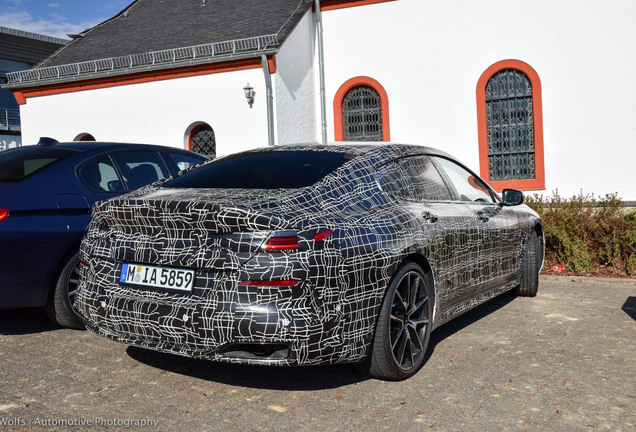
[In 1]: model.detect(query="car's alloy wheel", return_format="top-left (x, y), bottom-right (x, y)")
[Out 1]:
top-left (365, 262), bottom-right (433, 380)
top-left (45, 252), bottom-right (85, 329)
top-left (66, 259), bottom-right (81, 310)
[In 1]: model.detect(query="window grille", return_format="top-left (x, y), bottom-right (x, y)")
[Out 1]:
top-left (342, 86), bottom-right (383, 141)
top-left (486, 69), bottom-right (535, 181)
top-left (191, 125), bottom-right (216, 157)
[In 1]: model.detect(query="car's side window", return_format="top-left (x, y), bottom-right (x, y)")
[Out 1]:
top-left (0, 147), bottom-right (75, 182)
top-left (433, 157), bottom-right (494, 203)
top-left (77, 155), bottom-right (124, 193)
top-left (376, 161), bottom-right (412, 200)
top-left (397, 156), bottom-right (453, 201)
top-left (165, 152), bottom-right (206, 172)
top-left (111, 151), bottom-right (170, 191)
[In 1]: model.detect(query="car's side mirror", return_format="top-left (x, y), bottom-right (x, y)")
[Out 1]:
top-left (501, 189), bottom-right (524, 206)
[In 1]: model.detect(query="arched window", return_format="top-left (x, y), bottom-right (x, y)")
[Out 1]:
top-left (477, 60), bottom-right (544, 191)
top-left (188, 123), bottom-right (216, 157)
top-left (342, 86), bottom-right (382, 141)
top-left (334, 76), bottom-right (390, 142)
top-left (74, 133), bottom-right (95, 141)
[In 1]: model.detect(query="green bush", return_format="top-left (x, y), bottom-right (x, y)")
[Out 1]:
top-left (525, 191), bottom-right (636, 276)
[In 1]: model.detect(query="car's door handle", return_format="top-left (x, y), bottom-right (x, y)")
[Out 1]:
top-left (422, 211), bottom-right (438, 223)
top-left (477, 211), bottom-right (489, 222)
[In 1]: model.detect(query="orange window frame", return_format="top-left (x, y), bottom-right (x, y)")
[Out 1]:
top-left (333, 76), bottom-right (390, 142)
top-left (188, 123), bottom-right (214, 153)
top-left (476, 60), bottom-right (545, 191)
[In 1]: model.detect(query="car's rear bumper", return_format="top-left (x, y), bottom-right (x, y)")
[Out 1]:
top-left (75, 255), bottom-right (372, 366)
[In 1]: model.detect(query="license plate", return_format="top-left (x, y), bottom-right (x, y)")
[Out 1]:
top-left (119, 263), bottom-right (195, 292)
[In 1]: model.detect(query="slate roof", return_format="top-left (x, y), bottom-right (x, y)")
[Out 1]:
top-left (43, 0), bottom-right (314, 68)
top-left (5, 0), bottom-right (313, 88)
top-left (41, 0), bottom-right (313, 67)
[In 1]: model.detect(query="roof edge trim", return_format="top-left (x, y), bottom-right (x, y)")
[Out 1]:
top-left (10, 55), bottom-right (276, 104)
top-left (6, 34), bottom-right (279, 89)
top-left (0, 26), bottom-right (69, 45)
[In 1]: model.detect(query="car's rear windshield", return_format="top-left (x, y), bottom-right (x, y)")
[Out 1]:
top-left (164, 150), bottom-right (352, 189)
top-left (0, 147), bottom-right (76, 183)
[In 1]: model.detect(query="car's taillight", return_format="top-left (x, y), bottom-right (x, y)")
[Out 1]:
top-left (0, 208), bottom-right (9, 222)
top-left (262, 229), bottom-right (334, 251)
top-left (262, 231), bottom-right (299, 252)
top-left (314, 228), bottom-right (333, 241)
top-left (238, 280), bottom-right (299, 287)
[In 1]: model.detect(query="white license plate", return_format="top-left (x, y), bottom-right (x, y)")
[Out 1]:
top-left (119, 263), bottom-right (195, 292)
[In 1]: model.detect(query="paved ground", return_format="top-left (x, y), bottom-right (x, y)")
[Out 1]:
top-left (0, 275), bottom-right (634, 432)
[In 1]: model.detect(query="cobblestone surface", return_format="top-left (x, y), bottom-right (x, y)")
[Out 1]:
top-left (0, 275), bottom-right (635, 431)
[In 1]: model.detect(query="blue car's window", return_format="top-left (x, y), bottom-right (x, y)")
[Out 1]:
top-left (0, 147), bottom-right (76, 182)
top-left (164, 150), bottom-right (351, 189)
top-left (77, 155), bottom-right (124, 193)
top-left (111, 151), bottom-right (170, 191)
top-left (165, 152), bottom-right (207, 172)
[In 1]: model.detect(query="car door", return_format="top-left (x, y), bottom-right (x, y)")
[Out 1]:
top-left (377, 155), bottom-right (485, 312)
top-left (431, 156), bottom-right (523, 296)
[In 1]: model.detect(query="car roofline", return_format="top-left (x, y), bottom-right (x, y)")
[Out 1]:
top-left (48, 142), bottom-right (168, 151)
top-left (216, 142), bottom-right (458, 162)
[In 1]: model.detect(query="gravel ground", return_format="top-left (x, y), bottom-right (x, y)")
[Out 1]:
top-left (0, 275), bottom-right (634, 431)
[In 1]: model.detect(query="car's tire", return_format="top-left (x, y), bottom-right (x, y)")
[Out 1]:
top-left (45, 252), bottom-right (85, 329)
top-left (516, 230), bottom-right (541, 297)
top-left (363, 261), bottom-right (433, 381)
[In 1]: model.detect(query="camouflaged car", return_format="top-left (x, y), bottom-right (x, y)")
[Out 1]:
top-left (76, 144), bottom-right (543, 380)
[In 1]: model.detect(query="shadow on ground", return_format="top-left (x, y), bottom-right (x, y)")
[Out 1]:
top-left (428, 290), bottom-right (517, 348)
top-left (0, 308), bottom-right (62, 335)
top-left (622, 296), bottom-right (636, 321)
top-left (127, 346), bottom-right (367, 391)
top-left (126, 291), bottom-right (518, 390)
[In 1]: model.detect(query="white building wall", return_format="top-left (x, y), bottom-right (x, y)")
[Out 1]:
top-left (19, 67), bottom-right (269, 157)
top-left (321, 0), bottom-right (636, 199)
top-left (273, 10), bottom-right (319, 145)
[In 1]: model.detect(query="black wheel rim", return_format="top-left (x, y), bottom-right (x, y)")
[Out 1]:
top-left (389, 271), bottom-right (430, 371)
top-left (66, 259), bottom-right (82, 314)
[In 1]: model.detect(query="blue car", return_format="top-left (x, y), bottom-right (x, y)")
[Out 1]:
top-left (0, 139), bottom-right (208, 328)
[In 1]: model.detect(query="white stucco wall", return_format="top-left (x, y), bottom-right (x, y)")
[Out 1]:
top-left (19, 67), bottom-right (269, 157)
top-left (273, 10), bottom-right (319, 145)
top-left (320, 0), bottom-right (636, 199)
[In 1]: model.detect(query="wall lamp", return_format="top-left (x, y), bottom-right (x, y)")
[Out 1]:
top-left (243, 83), bottom-right (255, 108)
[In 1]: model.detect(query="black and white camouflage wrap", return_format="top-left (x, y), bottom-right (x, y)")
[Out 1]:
top-left (76, 144), bottom-right (542, 366)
